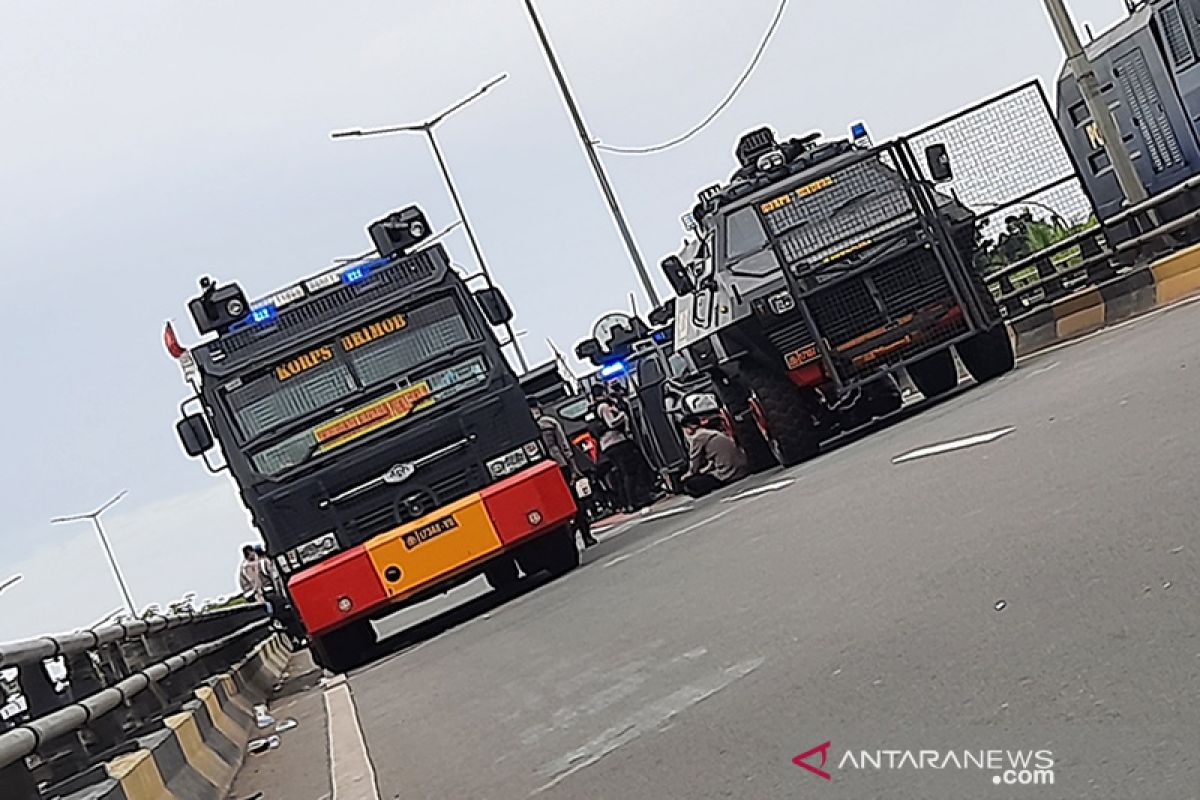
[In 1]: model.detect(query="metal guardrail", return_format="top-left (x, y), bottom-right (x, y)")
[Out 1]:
top-left (0, 619), bottom-right (268, 770)
top-left (983, 173), bottom-right (1200, 318)
top-left (0, 606), bottom-right (257, 668)
top-left (0, 605), bottom-right (271, 798)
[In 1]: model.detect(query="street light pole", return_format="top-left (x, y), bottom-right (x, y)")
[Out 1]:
top-left (50, 491), bottom-right (137, 617)
top-left (521, 0), bottom-right (662, 308)
top-left (331, 75), bottom-right (531, 373)
top-left (1042, 0), bottom-right (1147, 205)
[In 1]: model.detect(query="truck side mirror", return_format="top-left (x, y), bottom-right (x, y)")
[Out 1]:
top-left (660, 256), bottom-right (694, 296)
top-left (176, 413), bottom-right (214, 457)
top-left (925, 143), bottom-right (953, 182)
top-left (474, 286), bottom-right (514, 325)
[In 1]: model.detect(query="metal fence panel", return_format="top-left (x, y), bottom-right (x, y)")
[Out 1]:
top-left (904, 81), bottom-right (1099, 253)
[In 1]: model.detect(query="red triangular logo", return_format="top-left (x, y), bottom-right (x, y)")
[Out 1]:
top-left (793, 741), bottom-right (832, 780)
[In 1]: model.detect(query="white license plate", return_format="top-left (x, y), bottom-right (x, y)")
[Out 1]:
top-left (574, 478), bottom-right (593, 498)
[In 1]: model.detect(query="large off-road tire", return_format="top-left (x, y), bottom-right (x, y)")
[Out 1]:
top-left (483, 556), bottom-right (521, 590)
top-left (741, 364), bottom-right (821, 467)
top-left (907, 349), bottom-right (959, 399)
top-left (957, 325), bottom-right (1015, 384)
top-left (310, 618), bottom-right (375, 674)
top-left (731, 409), bottom-right (776, 474)
top-left (518, 525), bottom-right (580, 578)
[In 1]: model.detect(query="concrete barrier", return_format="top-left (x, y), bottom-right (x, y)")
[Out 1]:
top-left (61, 636), bottom-right (291, 800)
top-left (1008, 243), bottom-right (1200, 357)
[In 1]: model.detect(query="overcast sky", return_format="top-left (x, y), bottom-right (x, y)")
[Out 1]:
top-left (0, 0), bottom-right (1125, 640)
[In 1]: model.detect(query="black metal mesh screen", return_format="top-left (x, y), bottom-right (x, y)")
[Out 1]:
top-left (904, 82), bottom-right (1098, 246)
top-left (804, 248), bottom-right (967, 381)
top-left (758, 149), bottom-right (918, 270)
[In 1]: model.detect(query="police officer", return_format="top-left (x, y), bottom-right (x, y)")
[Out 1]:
top-left (530, 398), bottom-right (598, 547)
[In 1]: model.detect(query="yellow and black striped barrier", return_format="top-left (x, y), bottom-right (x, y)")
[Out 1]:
top-left (68, 636), bottom-right (291, 800)
top-left (1009, 243), bottom-right (1200, 357)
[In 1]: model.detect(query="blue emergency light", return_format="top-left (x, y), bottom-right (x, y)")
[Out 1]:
top-left (599, 361), bottom-right (628, 379)
top-left (250, 305), bottom-right (277, 324)
top-left (341, 264), bottom-right (372, 285)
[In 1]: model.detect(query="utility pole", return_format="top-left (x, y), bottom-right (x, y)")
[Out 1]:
top-left (51, 491), bottom-right (137, 617)
top-left (521, 0), bottom-right (662, 308)
top-left (1043, 0), bottom-right (1147, 205)
top-left (332, 75), bottom-right (530, 373)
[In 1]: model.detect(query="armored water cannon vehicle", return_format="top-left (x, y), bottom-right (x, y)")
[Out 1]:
top-left (666, 125), bottom-right (1013, 465)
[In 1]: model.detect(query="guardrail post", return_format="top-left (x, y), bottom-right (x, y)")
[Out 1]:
top-left (0, 759), bottom-right (39, 800)
top-left (65, 652), bottom-right (125, 762)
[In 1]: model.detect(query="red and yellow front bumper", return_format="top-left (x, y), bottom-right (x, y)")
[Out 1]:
top-left (288, 460), bottom-right (575, 636)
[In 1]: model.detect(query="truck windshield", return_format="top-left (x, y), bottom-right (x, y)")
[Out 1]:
top-left (221, 295), bottom-right (486, 477)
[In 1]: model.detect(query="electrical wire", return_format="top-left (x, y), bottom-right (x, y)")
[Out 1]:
top-left (595, 0), bottom-right (790, 155)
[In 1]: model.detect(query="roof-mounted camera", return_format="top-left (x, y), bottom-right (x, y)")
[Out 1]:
top-left (188, 276), bottom-right (249, 336)
top-left (368, 205), bottom-right (431, 258)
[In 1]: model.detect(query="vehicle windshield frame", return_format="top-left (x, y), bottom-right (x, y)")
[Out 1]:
top-left (216, 292), bottom-right (489, 474)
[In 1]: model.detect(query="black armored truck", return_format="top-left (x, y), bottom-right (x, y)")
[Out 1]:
top-left (664, 127), bottom-right (1014, 465)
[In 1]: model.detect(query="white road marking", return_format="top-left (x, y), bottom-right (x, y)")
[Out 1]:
top-left (324, 676), bottom-right (381, 800)
top-left (891, 426), bottom-right (1016, 465)
top-left (601, 509), bottom-right (733, 568)
top-left (1029, 361), bottom-right (1060, 377)
top-left (532, 657), bottom-right (765, 795)
top-left (722, 478), bottom-right (796, 502)
top-left (639, 505), bottom-right (693, 523)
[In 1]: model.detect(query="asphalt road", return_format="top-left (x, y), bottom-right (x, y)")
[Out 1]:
top-left (306, 302), bottom-right (1198, 799)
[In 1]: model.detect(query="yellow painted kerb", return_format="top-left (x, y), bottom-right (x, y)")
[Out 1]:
top-left (106, 749), bottom-right (177, 800)
top-left (166, 711), bottom-right (233, 788)
top-left (1152, 243), bottom-right (1200, 305)
top-left (195, 685), bottom-right (244, 744)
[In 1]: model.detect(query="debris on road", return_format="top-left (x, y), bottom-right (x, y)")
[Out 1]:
top-left (247, 735), bottom-right (281, 755)
top-left (254, 705), bottom-right (275, 729)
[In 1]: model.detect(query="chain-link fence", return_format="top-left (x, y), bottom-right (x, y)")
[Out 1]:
top-left (903, 81), bottom-right (1101, 285)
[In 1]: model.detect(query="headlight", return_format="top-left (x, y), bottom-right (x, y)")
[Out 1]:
top-left (487, 441), bottom-right (543, 479)
top-left (756, 149), bottom-right (785, 171)
top-left (768, 290), bottom-right (796, 314)
top-left (287, 532), bottom-right (339, 569)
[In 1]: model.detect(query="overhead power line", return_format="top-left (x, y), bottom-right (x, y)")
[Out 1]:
top-left (595, 0), bottom-right (790, 155)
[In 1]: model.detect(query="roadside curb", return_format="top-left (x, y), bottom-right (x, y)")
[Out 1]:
top-left (1008, 243), bottom-right (1200, 357)
top-left (60, 635), bottom-right (292, 800)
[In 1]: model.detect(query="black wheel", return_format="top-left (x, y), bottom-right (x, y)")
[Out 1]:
top-left (957, 325), bottom-right (1014, 384)
top-left (907, 349), bottom-right (958, 399)
top-left (730, 410), bottom-right (776, 474)
top-left (483, 556), bottom-right (521, 590)
top-left (310, 618), bottom-right (375, 674)
top-left (518, 525), bottom-right (580, 578)
top-left (741, 364), bottom-right (821, 467)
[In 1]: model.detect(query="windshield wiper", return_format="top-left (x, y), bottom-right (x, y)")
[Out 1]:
top-left (828, 189), bottom-right (876, 217)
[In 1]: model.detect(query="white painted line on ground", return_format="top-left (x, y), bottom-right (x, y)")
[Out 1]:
top-left (639, 505), bottom-right (694, 523)
top-left (722, 478), bottom-right (796, 503)
top-left (532, 657), bottom-right (765, 795)
top-left (891, 426), bottom-right (1015, 465)
top-left (324, 676), bottom-right (381, 800)
top-left (600, 509), bottom-right (734, 568)
top-left (1029, 361), bottom-right (1060, 377)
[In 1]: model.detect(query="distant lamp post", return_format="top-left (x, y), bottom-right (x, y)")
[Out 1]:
top-left (0, 574), bottom-right (21, 595)
top-left (331, 73), bottom-right (530, 373)
top-left (50, 491), bottom-right (137, 617)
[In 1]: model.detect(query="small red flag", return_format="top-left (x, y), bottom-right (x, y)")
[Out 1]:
top-left (163, 321), bottom-right (185, 359)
